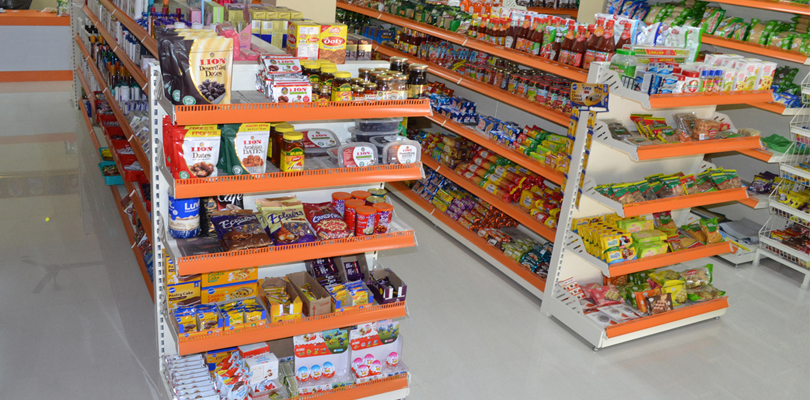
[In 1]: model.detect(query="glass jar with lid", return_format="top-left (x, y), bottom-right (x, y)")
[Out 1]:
top-left (331, 71), bottom-right (353, 101)
top-left (352, 85), bottom-right (365, 101)
top-left (302, 62), bottom-right (320, 93)
top-left (407, 64), bottom-right (428, 99)
top-left (320, 65), bottom-right (337, 98)
top-left (376, 76), bottom-right (394, 100)
top-left (390, 73), bottom-right (408, 100)
top-left (389, 56), bottom-right (409, 74)
top-left (364, 82), bottom-right (378, 101)
top-left (358, 67), bottom-right (373, 82)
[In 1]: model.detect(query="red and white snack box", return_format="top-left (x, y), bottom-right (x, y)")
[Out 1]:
top-left (238, 342), bottom-right (269, 358)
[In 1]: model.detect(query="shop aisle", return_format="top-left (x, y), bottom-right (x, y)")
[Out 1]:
top-left (0, 82), bottom-right (808, 399)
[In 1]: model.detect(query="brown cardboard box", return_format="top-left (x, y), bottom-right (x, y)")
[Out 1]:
top-left (259, 277), bottom-right (303, 323)
top-left (286, 271), bottom-right (331, 317)
top-left (336, 253), bottom-right (370, 283)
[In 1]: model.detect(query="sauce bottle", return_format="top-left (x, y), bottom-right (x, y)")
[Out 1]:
top-left (515, 15), bottom-right (532, 52)
top-left (280, 131), bottom-right (304, 172)
top-left (497, 18), bottom-right (507, 46)
top-left (583, 19), bottom-right (605, 70)
top-left (504, 15), bottom-right (519, 49)
top-left (549, 23), bottom-right (564, 62)
top-left (558, 21), bottom-right (576, 64)
top-left (570, 26), bottom-right (588, 68)
top-left (596, 20), bottom-right (616, 63)
top-left (616, 21), bottom-right (632, 50)
top-left (528, 17), bottom-right (544, 56)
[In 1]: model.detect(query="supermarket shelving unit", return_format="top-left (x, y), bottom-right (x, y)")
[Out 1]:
top-left (147, 53), bottom-right (419, 396)
top-left (73, 4), bottom-right (155, 302)
top-left (539, 62), bottom-right (755, 349)
top-left (753, 106), bottom-right (810, 288)
top-left (353, 3), bottom-right (574, 301)
top-left (72, 1), bottom-right (418, 397)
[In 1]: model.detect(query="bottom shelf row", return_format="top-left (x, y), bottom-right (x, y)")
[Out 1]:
top-left (164, 319), bottom-right (410, 400)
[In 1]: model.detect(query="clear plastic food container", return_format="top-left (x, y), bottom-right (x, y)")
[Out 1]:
top-left (382, 139), bottom-right (422, 164)
top-left (337, 142), bottom-right (378, 168)
top-left (301, 129), bottom-right (340, 157)
top-left (348, 126), bottom-right (400, 142)
top-left (353, 117), bottom-right (404, 132)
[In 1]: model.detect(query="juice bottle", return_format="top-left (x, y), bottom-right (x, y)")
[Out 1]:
top-left (583, 19), bottom-right (604, 70)
top-left (569, 26), bottom-right (587, 67)
top-left (558, 21), bottom-right (576, 64)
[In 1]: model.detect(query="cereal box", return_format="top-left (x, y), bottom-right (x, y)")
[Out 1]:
top-left (318, 23), bottom-right (348, 64)
top-left (287, 21), bottom-right (320, 59)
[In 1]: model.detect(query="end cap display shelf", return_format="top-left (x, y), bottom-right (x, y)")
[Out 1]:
top-left (592, 117), bottom-right (762, 162)
top-left (595, 65), bottom-right (773, 109)
top-left (565, 233), bottom-right (736, 277)
top-left (582, 179), bottom-right (750, 218)
top-left (158, 154), bottom-right (425, 199)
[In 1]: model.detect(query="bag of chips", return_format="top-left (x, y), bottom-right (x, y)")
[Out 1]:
top-left (700, 218), bottom-right (723, 244)
top-left (677, 264), bottom-right (714, 289)
top-left (653, 211), bottom-right (677, 231)
top-left (687, 285), bottom-right (726, 302)
top-left (303, 202), bottom-right (353, 240)
top-left (661, 279), bottom-right (687, 307)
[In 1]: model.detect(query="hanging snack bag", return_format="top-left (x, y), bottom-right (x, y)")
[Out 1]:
top-left (218, 123), bottom-right (271, 175)
top-left (303, 202), bottom-right (353, 240)
top-left (174, 125), bottom-right (222, 179)
top-left (256, 197), bottom-right (318, 245)
top-left (210, 210), bottom-right (273, 251)
top-left (159, 29), bottom-right (233, 105)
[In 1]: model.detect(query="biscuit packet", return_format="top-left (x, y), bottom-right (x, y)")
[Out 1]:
top-left (649, 269), bottom-right (680, 286)
top-left (645, 293), bottom-right (673, 315)
top-left (634, 287), bottom-right (658, 313)
top-left (255, 197), bottom-right (318, 245)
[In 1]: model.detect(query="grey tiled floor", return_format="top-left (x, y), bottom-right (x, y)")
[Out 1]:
top-left (0, 82), bottom-right (808, 399)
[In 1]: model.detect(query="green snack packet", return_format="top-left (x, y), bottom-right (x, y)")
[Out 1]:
top-left (701, 9), bottom-right (726, 35)
top-left (687, 285), bottom-right (725, 302)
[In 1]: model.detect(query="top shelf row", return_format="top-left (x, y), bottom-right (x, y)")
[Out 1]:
top-left (337, 1), bottom-right (589, 82)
